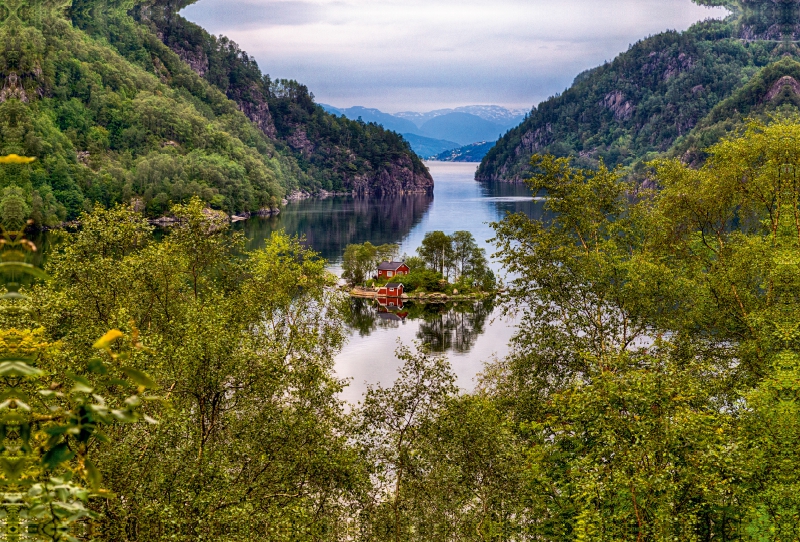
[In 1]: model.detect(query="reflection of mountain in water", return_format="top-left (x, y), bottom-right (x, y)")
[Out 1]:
top-left (234, 194), bottom-right (433, 263)
top-left (345, 297), bottom-right (496, 355)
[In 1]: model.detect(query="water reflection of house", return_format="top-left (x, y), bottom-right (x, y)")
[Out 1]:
top-left (376, 283), bottom-right (404, 298)
top-left (377, 262), bottom-right (410, 280)
top-left (377, 296), bottom-right (404, 310)
top-left (377, 303), bottom-right (409, 322)
top-left (377, 311), bottom-right (409, 322)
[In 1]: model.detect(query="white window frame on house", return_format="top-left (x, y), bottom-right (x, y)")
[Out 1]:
top-left (388, 271), bottom-right (394, 277)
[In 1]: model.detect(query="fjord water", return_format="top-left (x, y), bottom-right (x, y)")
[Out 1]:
top-left (236, 162), bottom-right (543, 401)
top-left (236, 162), bottom-right (544, 271)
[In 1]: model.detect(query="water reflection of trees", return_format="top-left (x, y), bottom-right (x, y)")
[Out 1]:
top-left (416, 298), bottom-right (494, 354)
top-left (234, 194), bottom-right (433, 262)
top-left (346, 298), bottom-right (410, 337)
top-left (344, 297), bottom-right (496, 354)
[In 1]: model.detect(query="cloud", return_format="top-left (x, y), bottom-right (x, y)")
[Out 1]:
top-left (181, 0), bottom-right (727, 111)
top-left (181, 0), bottom-right (329, 29)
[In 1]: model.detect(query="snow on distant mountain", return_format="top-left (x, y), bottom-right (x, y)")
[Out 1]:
top-left (395, 105), bottom-right (529, 130)
top-left (419, 113), bottom-right (506, 146)
top-left (319, 103), bottom-right (531, 159)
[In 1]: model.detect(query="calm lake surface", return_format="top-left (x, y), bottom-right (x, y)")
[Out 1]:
top-left (236, 162), bottom-right (544, 402)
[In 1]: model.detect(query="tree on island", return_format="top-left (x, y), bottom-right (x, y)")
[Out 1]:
top-left (418, 231), bottom-right (495, 291)
top-left (342, 241), bottom-right (399, 285)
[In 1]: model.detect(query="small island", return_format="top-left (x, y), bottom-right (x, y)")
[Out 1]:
top-left (341, 231), bottom-right (498, 302)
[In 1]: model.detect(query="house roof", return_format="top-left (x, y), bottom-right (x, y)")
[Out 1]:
top-left (385, 283), bottom-right (403, 288)
top-left (378, 261), bottom-right (407, 271)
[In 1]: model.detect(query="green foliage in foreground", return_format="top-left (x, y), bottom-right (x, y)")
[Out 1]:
top-left (10, 119), bottom-right (800, 540)
top-left (481, 118), bottom-right (800, 539)
top-left (25, 199), bottom-right (361, 539)
top-left (0, 230), bottom-right (159, 540)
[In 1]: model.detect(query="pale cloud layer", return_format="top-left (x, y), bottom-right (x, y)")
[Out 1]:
top-left (181, 0), bottom-right (727, 112)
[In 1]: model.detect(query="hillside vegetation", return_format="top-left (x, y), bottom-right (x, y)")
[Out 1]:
top-left (0, 0), bottom-right (430, 223)
top-left (478, 1), bottom-right (800, 182)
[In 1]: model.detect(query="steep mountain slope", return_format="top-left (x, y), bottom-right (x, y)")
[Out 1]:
top-left (669, 57), bottom-right (800, 165)
top-left (124, 0), bottom-right (432, 197)
top-left (477, 14), bottom-right (784, 182)
top-left (0, 0), bottom-right (294, 221)
top-left (0, 0), bottom-right (431, 224)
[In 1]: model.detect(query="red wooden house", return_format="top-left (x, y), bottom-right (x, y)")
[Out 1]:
top-left (377, 283), bottom-right (404, 297)
top-left (377, 261), bottom-right (410, 280)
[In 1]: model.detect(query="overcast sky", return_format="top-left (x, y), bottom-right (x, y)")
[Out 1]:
top-left (181, 0), bottom-right (727, 113)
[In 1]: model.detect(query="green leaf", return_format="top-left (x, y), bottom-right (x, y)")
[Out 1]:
top-left (122, 367), bottom-right (157, 389)
top-left (68, 374), bottom-right (93, 394)
top-left (85, 460), bottom-right (102, 491)
top-left (0, 262), bottom-right (49, 281)
top-left (110, 409), bottom-right (137, 423)
top-left (43, 443), bottom-right (74, 470)
top-left (87, 358), bottom-right (108, 375)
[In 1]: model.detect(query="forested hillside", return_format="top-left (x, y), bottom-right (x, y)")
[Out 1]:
top-left (478, 1), bottom-right (798, 182)
top-left (126, 0), bottom-right (433, 196)
top-left (0, 0), bottom-right (430, 223)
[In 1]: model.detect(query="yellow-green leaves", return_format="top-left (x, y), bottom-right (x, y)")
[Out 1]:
top-left (92, 329), bottom-right (124, 350)
top-left (0, 155), bottom-right (36, 165)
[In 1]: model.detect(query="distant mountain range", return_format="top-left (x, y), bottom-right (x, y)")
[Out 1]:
top-left (435, 142), bottom-right (497, 163)
top-left (396, 105), bottom-right (530, 128)
top-left (320, 104), bottom-right (528, 161)
top-left (401, 134), bottom-right (461, 158)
